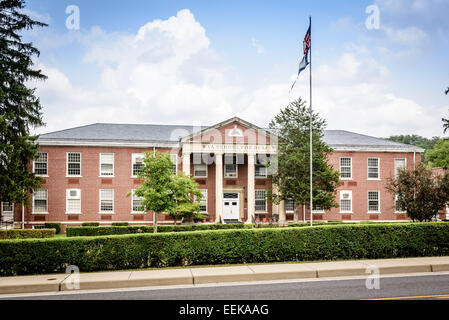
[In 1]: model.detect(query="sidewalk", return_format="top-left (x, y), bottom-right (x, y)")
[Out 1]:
top-left (2, 256), bottom-right (449, 295)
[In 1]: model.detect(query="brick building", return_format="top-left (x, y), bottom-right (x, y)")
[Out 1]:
top-left (0, 117), bottom-right (424, 230)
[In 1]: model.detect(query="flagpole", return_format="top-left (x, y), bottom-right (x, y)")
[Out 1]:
top-left (309, 15), bottom-right (313, 227)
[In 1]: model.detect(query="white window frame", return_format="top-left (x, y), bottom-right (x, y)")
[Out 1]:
top-left (339, 190), bottom-right (352, 214)
top-left (367, 158), bottom-right (380, 180)
top-left (99, 153), bottom-right (114, 177)
top-left (255, 190), bottom-right (267, 213)
top-left (132, 153), bottom-right (144, 177)
top-left (394, 158), bottom-right (407, 178)
top-left (340, 157), bottom-right (352, 180)
top-left (1, 202), bottom-right (13, 214)
top-left (367, 190), bottom-right (380, 213)
top-left (33, 152), bottom-right (48, 177)
top-left (66, 189), bottom-right (81, 214)
top-left (32, 189), bottom-right (48, 214)
top-left (66, 152), bottom-right (82, 177)
top-left (198, 190), bottom-right (208, 213)
top-left (224, 155), bottom-right (238, 178)
top-left (312, 204), bottom-right (325, 213)
top-left (99, 189), bottom-right (114, 214)
top-left (194, 163), bottom-right (208, 178)
top-left (285, 198), bottom-right (295, 213)
top-left (255, 164), bottom-right (267, 178)
top-left (170, 154), bottom-right (178, 175)
top-left (131, 189), bottom-right (144, 214)
top-left (394, 194), bottom-right (407, 213)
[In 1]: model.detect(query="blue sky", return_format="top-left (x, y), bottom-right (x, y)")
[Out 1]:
top-left (23, 0), bottom-right (449, 137)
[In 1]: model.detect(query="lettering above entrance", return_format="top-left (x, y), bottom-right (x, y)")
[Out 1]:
top-left (182, 143), bottom-right (277, 154)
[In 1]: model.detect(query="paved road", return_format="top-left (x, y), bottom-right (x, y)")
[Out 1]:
top-left (3, 272), bottom-right (449, 300)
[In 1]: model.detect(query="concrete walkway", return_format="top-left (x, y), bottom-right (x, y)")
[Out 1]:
top-left (2, 256), bottom-right (449, 295)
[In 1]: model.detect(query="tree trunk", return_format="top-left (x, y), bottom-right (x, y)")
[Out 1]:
top-left (153, 212), bottom-right (158, 233)
top-left (293, 206), bottom-right (298, 222)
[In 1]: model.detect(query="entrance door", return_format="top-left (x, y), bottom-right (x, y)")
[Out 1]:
top-left (223, 193), bottom-right (239, 220)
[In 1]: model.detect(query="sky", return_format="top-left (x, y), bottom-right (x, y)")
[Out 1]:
top-left (22, 0), bottom-right (449, 138)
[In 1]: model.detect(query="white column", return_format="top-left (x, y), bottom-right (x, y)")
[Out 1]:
top-left (215, 152), bottom-right (223, 223)
top-left (279, 200), bottom-right (286, 223)
top-left (247, 153), bottom-right (255, 224)
top-left (182, 153), bottom-right (190, 176)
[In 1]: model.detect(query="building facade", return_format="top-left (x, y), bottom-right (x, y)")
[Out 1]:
top-left (0, 117), bottom-right (424, 231)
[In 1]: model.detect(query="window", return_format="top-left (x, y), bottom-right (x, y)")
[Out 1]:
top-left (67, 152), bottom-right (81, 176)
top-left (368, 191), bottom-right (380, 213)
top-left (131, 190), bottom-right (144, 213)
top-left (33, 189), bottom-right (48, 213)
top-left (312, 203), bottom-right (324, 213)
top-left (198, 190), bottom-right (207, 213)
top-left (2, 202), bottom-right (13, 214)
top-left (340, 157), bottom-right (352, 179)
top-left (66, 189), bottom-right (81, 214)
top-left (285, 199), bottom-right (295, 212)
top-left (99, 189), bottom-right (114, 213)
top-left (395, 194), bottom-right (406, 213)
top-left (368, 158), bottom-right (380, 179)
top-left (224, 154), bottom-right (238, 178)
top-left (394, 158), bottom-right (406, 178)
top-left (255, 165), bottom-right (267, 178)
top-left (194, 164), bottom-right (208, 178)
top-left (170, 154), bottom-right (178, 175)
top-left (34, 152), bottom-right (48, 176)
top-left (340, 191), bottom-right (352, 213)
top-left (132, 153), bottom-right (144, 177)
top-left (255, 190), bottom-right (267, 212)
top-left (100, 153), bottom-right (114, 176)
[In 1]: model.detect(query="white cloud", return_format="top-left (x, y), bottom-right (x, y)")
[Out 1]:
top-left (251, 38), bottom-right (264, 55)
top-left (32, 9), bottom-right (447, 139)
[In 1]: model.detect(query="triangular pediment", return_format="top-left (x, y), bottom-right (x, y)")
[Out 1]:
top-left (181, 117), bottom-right (273, 144)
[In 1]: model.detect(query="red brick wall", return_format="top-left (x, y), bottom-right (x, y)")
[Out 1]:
top-left (8, 144), bottom-right (421, 227)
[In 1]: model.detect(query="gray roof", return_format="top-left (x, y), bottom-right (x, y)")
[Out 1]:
top-left (39, 123), bottom-right (207, 143)
top-left (38, 123), bottom-right (424, 152)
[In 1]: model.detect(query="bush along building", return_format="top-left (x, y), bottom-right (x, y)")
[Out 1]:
top-left (0, 117), bottom-right (424, 231)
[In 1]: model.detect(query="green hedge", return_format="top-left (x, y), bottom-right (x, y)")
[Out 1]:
top-left (66, 223), bottom-right (251, 237)
top-left (0, 229), bottom-right (56, 240)
top-left (1, 222), bottom-right (449, 276)
top-left (81, 222), bottom-right (100, 227)
top-left (44, 223), bottom-right (62, 234)
top-left (111, 222), bottom-right (129, 226)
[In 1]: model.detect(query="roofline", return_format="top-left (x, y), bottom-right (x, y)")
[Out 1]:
top-left (180, 116), bottom-right (274, 142)
top-left (37, 139), bottom-right (424, 153)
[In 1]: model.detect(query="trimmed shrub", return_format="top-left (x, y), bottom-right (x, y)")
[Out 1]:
top-left (44, 223), bottom-right (62, 234)
top-left (0, 229), bottom-right (55, 240)
top-left (111, 222), bottom-right (129, 226)
top-left (1, 222), bottom-right (449, 276)
top-left (66, 223), bottom-right (251, 237)
top-left (81, 222), bottom-right (100, 227)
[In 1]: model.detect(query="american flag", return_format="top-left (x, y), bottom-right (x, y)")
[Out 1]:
top-left (290, 22), bottom-right (311, 92)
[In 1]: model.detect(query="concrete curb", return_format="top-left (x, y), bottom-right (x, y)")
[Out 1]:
top-left (2, 256), bottom-right (449, 295)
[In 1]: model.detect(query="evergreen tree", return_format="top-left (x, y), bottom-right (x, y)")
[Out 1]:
top-left (0, 0), bottom-right (47, 205)
top-left (267, 98), bottom-right (341, 219)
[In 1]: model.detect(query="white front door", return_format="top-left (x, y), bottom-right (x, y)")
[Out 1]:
top-left (223, 193), bottom-right (239, 220)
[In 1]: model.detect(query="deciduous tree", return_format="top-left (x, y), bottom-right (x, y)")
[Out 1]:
top-left (386, 164), bottom-right (449, 222)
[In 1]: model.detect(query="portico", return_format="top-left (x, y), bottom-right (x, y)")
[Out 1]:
top-left (180, 118), bottom-right (279, 223)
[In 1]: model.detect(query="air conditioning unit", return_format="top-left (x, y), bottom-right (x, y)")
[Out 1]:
top-left (67, 189), bottom-right (80, 199)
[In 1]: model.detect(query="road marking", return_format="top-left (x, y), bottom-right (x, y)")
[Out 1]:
top-left (364, 294), bottom-right (449, 300)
